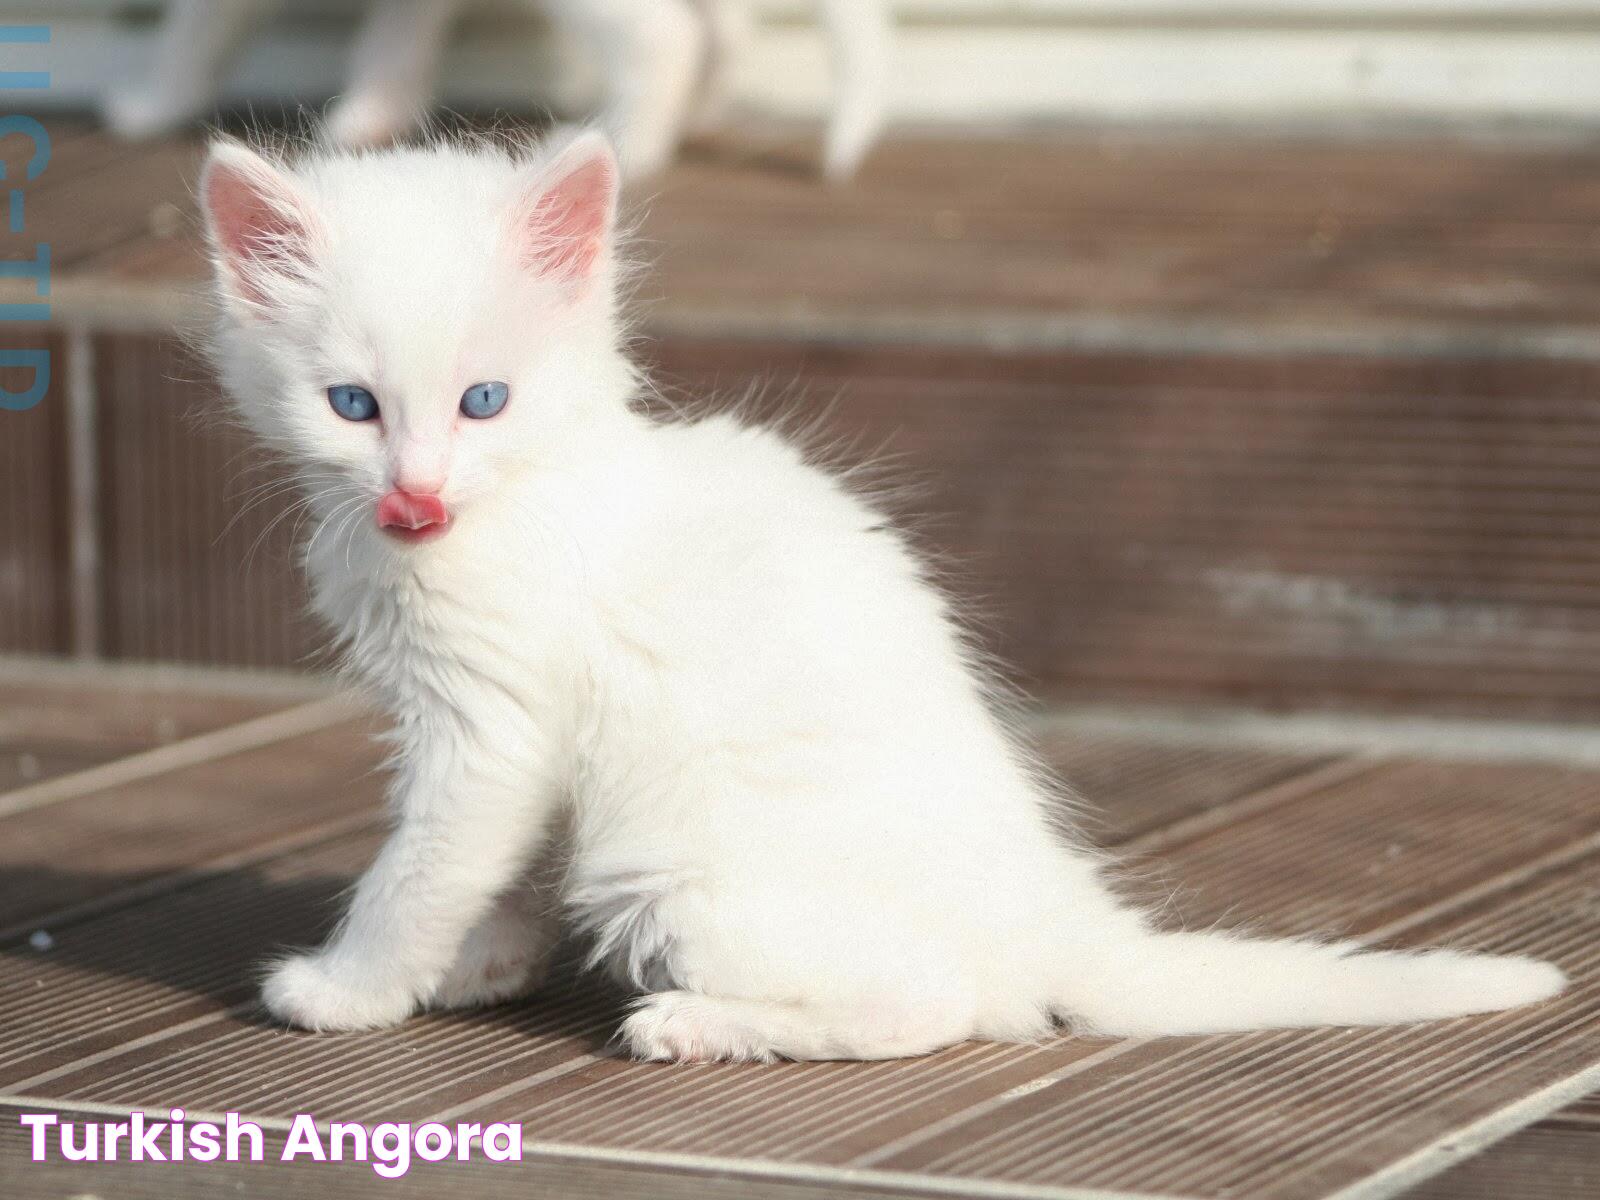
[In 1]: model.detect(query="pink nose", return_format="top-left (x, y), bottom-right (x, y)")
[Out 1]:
top-left (376, 490), bottom-right (449, 532)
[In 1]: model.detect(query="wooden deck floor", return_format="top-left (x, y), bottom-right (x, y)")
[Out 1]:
top-left (2, 664), bottom-right (1598, 1199)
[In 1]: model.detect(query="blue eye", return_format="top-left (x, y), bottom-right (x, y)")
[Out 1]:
top-left (327, 384), bottom-right (379, 422)
top-left (460, 381), bottom-right (509, 420)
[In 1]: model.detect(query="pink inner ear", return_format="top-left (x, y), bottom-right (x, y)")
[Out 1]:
top-left (522, 153), bottom-right (617, 283)
top-left (204, 161), bottom-right (311, 306)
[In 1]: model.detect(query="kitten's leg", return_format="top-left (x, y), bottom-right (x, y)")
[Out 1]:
top-left (103, 0), bottom-right (271, 139)
top-left (621, 990), bottom-right (973, 1063)
top-left (815, 0), bottom-right (891, 179)
top-left (262, 729), bottom-right (561, 1032)
top-left (432, 880), bottom-right (561, 1010)
top-left (684, 0), bottom-right (755, 133)
top-left (579, 857), bottom-right (980, 1062)
top-left (541, 0), bottom-right (707, 178)
top-left (325, 0), bottom-right (465, 150)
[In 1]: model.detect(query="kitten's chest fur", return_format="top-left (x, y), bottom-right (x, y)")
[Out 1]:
top-left (301, 457), bottom-right (671, 740)
top-left (301, 418), bottom-right (887, 791)
top-left (305, 519), bottom-right (562, 717)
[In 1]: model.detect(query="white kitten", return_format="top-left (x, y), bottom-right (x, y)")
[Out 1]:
top-left (105, 0), bottom-right (890, 180)
top-left (198, 132), bottom-right (1564, 1062)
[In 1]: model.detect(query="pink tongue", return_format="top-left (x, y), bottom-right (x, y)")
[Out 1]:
top-left (377, 490), bottom-right (449, 531)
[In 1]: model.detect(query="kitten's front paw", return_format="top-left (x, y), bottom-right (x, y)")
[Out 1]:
top-left (261, 953), bottom-right (416, 1032)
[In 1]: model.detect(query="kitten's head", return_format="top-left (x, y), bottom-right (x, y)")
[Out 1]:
top-left (199, 130), bottom-right (632, 546)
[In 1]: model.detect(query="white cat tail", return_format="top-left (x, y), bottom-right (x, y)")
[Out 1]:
top-left (1063, 931), bottom-right (1566, 1038)
top-left (815, 0), bottom-right (891, 180)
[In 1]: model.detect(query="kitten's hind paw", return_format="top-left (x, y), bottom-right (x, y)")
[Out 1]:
top-left (102, 87), bottom-right (210, 140)
top-left (261, 953), bottom-right (416, 1033)
top-left (621, 991), bottom-right (779, 1064)
top-left (620, 990), bottom-right (973, 1062)
top-left (324, 91), bottom-right (422, 151)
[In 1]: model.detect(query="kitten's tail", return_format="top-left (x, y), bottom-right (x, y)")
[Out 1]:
top-left (815, 0), bottom-right (892, 180)
top-left (1060, 930), bottom-right (1565, 1037)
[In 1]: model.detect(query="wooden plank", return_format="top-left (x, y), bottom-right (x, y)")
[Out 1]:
top-left (0, 830), bottom-right (379, 1090)
top-left (0, 329), bottom-right (69, 656)
top-left (0, 667), bottom-right (325, 791)
top-left (1042, 729), bottom-right (1337, 844)
top-left (0, 119), bottom-right (141, 215)
top-left (0, 695), bottom-right (355, 817)
top-left (0, 746), bottom-right (101, 794)
top-left (1553, 1092), bottom-right (1600, 1124)
top-left (0, 671), bottom-right (311, 756)
top-left (15, 131), bottom-right (205, 275)
top-left (638, 132), bottom-right (1600, 351)
top-left (92, 334), bottom-right (322, 668)
top-left (1409, 1123), bottom-right (1600, 1200)
top-left (0, 706), bottom-right (383, 935)
top-left (0, 666), bottom-right (377, 935)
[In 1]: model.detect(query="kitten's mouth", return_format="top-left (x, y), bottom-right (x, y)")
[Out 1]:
top-left (377, 490), bottom-right (450, 544)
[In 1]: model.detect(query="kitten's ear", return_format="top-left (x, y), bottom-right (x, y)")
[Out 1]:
top-left (198, 141), bottom-right (319, 311)
top-left (512, 132), bottom-right (619, 286)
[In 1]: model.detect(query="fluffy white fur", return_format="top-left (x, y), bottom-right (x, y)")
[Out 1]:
top-left (199, 131), bottom-right (1565, 1062)
top-left (105, 0), bottom-right (890, 180)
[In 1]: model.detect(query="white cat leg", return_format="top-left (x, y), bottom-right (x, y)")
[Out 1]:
top-left (583, 855), bottom-right (984, 1062)
top-left (432, 879), bottom-right (561, 1010)
top-left (685, 0), bottom-right (755, 133)
top-left (621, 990), bottom-right (973, 1063)
top-left (815, 0), bottom-right (891, 179)
top-left (325, 0), bottom-right (465, 150)
top-left (103, 0), bottom-right (272, 139)
top-left (262, 726), bottom-right (562, 1032)
top-left (541, 0), bottom-right (707, 178)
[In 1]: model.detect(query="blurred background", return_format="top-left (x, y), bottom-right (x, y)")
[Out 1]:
top-left (4, 1), bottom-right (1600, 718)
